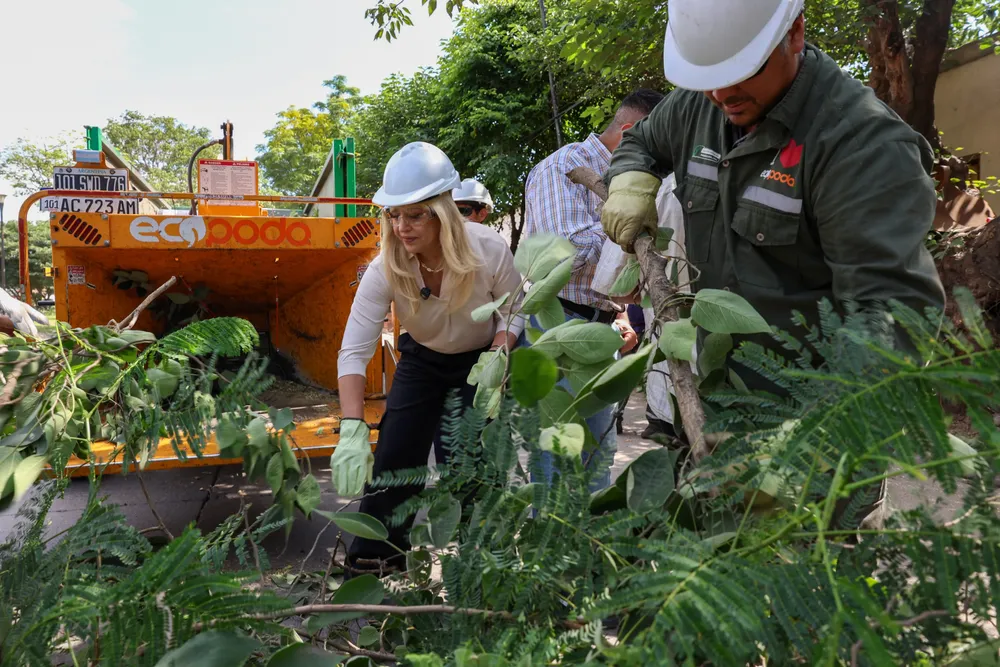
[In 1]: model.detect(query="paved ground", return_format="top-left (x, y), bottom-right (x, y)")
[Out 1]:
top-left (0, 394), bottom-right (966, 571)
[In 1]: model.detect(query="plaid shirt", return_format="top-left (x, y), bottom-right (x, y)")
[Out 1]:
top-left (524, 133), bottom-right (614, 310)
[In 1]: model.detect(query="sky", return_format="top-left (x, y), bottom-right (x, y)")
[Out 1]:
top-left (0, 0), bottom-right (457, 221)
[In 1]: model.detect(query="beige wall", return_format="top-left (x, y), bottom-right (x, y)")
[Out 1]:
top-left (934, 47), bottom-right (1000, 210)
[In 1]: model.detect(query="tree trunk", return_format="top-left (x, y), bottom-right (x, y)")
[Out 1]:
top-left (863, 0), bottom-right (915, 123)
top-left (909, 0), bottom-right (957, 147)
top-left (510, 197), bottom-right (526, 253)
top-left (862, 0), bottom-right (955, 151)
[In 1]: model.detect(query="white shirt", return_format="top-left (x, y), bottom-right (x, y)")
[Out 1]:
top-left (338, 222), bottom-right (524, 378)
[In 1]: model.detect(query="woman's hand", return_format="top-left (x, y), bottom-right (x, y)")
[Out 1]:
top-left (490, 330), bottom-right (518, 352)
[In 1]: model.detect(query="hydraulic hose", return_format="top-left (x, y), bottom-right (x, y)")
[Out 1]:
top-left (187, 139), bottom-right (224, 214)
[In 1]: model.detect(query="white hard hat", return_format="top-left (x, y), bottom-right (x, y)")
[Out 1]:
top-left (452, 178), bottom-right (494, 211)
top-left (373, 142), bottom-right (462, 207)
top-left (663, 0), bottom-right (804, 91)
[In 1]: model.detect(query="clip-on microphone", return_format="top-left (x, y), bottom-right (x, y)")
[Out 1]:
top-left (420, 287), bottom-right (432, 300)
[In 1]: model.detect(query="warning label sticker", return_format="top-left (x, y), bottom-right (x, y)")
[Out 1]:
top-left (67, 265), bottom-right (86, 285)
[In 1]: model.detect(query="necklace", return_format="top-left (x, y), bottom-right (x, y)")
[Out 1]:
top-left (419, 260), bottom-right (444, 273)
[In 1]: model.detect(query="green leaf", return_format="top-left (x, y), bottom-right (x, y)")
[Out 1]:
top-left (521, 257), bottom-right (573, 314)
top-left (305, 574), bottom-right (385, 630)
top-left (409, 522), bottom-right (432, 547)
top-left (166, 292), bottom-right (191, 305)
top-left (513, 234), bottom-right (576, 281)
top-left (470, 292), bottom-right (510, 323)
top-left (625, 448), bottom-right (677, 513)
top-left (0, 450), bottom-right (20, 499)
top-left (247, 417), bottom-right (270, 449)
top-left (524, 327), bottom-right (543, 344)
top-left (691, 289), bottom-right (770, 334)
top-left (556, 323), bottom-right (623, 364)
top-left (729, 368), bottom-right (750, 393)
top-left (217, 419), bottom-right (248, 456)
top-left (537, 386), bottom-right (577, 428)
top-left (10, 455), bottom-right (45, 501)
top-left (316, 511), bottom-right (389, 541)
top-left (655, 227), bottom-right (675, 251)
top-left (698, 332), bottom-right (733, 377)
top-left (344, 658), bottom-right (376, 667)
top-left (427, 493), bottom-right (461, 548)
top-left (609, 258), bottom-right (640, 297)
top-left (948, 433), bottom-right (981, 476)
top-left (281, 439), bottom-right (298, 471)
top-left (406, 549), bottom-right (433, 586)
top-left (147, 368), bottom-right (179, 399)
top-left (267, 644), bottom-right (345, 666)
top-left (563, 358), bottom-right (614, 394)
top-left (467, 349), bottom-right (506, 388)
top-left (296, 474), bottom-right (321, 517)
top-left (539, 423), bottom-right (585, 457)
top-left (590, 343), bottom-right (653, 404)
top-left (473, 384), bottom-right (501, 419)
top-left (270, 407), bottom-right (295, 431)
top-left (510, 347), bottom-right (558, 406)
top-left (154, 630), bottom-right (260, 667)
top-left (118, 329), bottom-right (156, 345)
top-left (357, 626), bottom-right (380, 647)
top-left (657, 319), bottom-right (697, 362)
top-left (266, 454), bottom-right (284, 494)
top-left (535, 296), bottom-right (566, 331)
top-left (533, 317), bottom-right (585, 345)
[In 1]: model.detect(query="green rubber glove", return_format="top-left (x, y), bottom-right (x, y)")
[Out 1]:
top-left (601, 171), bottom-right (662, 251)
top-left (331, 418), bottom-right (373, 497)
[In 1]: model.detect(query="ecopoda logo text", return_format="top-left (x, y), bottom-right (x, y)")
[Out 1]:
top-left (127, 216), bottom-right (312, 248)
top-left (130, 216), bottom-right (206, 248)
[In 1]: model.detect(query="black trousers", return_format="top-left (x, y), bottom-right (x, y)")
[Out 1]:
top-left (346, 333), bottom-right (485, 569)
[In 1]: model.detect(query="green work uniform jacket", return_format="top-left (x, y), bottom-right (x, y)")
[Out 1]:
top-left (608, 45), bottom-right (945, 381)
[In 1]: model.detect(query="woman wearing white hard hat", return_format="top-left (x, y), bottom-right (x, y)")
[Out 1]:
top-left (333, 141), bottom-right (522, 573)
top-left (452, 177), bottom-right (494, 223)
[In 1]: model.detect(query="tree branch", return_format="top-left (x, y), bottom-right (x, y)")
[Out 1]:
top-left (113, 276), bottom-right (178, 332)
top-left (136, 469), bottom-right (174, 540)
top-left (328, 637), bottom-right (396, 663)
top-left (566, 166), bottom-right (708, 463)
top-left (250, 603), bottom-right (589, 630)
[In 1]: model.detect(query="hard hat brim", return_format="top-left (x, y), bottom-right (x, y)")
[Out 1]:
top-left (373, 173), bottom-right (462, 208)
top-left (663, 0), bottom-right (802, 91)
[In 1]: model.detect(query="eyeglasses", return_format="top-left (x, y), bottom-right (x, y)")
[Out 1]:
top-left (386, 207), bottom-right (436, 227)
top-left (456, 203), bottom-right (486, 217)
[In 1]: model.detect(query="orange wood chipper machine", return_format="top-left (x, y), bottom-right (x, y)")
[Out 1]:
top-left (16, 125), bottom-right (396, 476)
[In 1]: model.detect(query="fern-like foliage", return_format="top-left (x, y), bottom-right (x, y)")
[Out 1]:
top-left (0, 481), bottom-right (291, 666)
top-left (153, 316), bottom-right (260, 358)
top-left (349, 294), bottom-right (1000, 666)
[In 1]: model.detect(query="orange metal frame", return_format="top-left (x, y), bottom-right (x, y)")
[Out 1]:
top-left (17, 189), bottom-right (397, 474)
top-left (17, 189), bottom-right (373, 302)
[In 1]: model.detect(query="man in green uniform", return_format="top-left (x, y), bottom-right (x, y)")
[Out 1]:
top-left (602, 0), bottom-right (945, 376)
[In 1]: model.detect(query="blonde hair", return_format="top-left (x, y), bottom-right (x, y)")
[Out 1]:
top-left (380, 192), bottom-right (483, 314)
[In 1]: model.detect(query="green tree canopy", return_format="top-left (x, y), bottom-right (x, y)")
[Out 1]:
top-left (255, 75), bottom-right (360, 195)
top-left (367, 0), bottom-right (1000, 149)
top-left (0, 134), bottom-right (76, 195)
top-left (350, 0), bottom-right (637, 247)
top-left (102, 110), bottom-right (221, 192)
